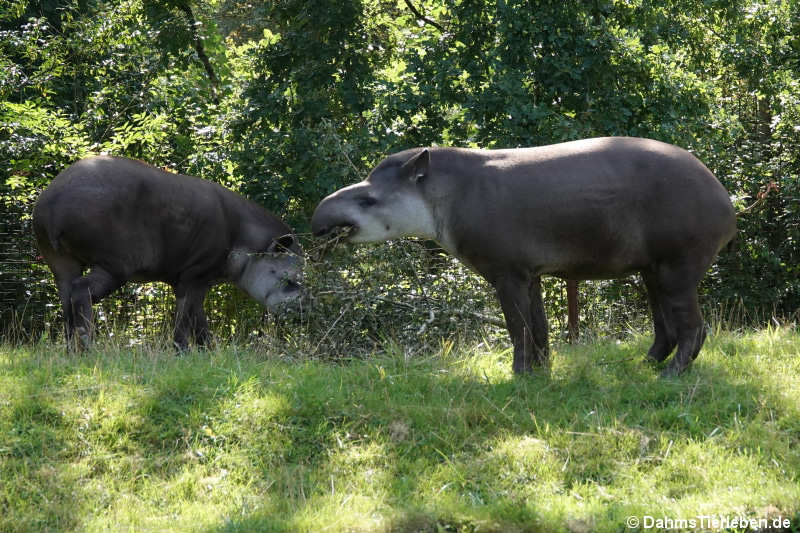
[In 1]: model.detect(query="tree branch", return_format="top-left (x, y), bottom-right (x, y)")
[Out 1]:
top-left (402, 0), bottom-right (444, 32)
top-left (177, 3), bottom-right (220, 104)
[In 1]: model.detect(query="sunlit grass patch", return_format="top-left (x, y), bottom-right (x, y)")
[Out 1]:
top-left (1, 327), bottom-right (799, 532)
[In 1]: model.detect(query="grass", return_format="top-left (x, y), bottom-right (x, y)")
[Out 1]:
top-left (1, 327), bottom-right (799, 532)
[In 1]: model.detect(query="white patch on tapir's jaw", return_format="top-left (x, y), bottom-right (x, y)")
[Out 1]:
top-left (230, 253), bottom-right (303, 309)
top-left (350, 194), bottom-right (435, 242)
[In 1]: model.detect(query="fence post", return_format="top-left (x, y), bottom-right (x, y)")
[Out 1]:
top-left (567, 279), bottom-right (578, 343)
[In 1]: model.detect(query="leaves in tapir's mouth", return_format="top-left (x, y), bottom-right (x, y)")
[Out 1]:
top-left (310, 225), bottom-right (355, 260)
top-left (333, 224), bottom-right (355, 237)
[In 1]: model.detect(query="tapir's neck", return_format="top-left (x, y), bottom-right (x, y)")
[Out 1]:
top-left (427, 200), bottom-right (457, 254)
top-left (225, 249), bottom-right (249, 281)
top-left (420, 157), bottom-right (481, 255)
top-left (400, 194), bottom-right (439, 243)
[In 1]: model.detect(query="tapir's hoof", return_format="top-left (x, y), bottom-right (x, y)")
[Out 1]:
top-left (659, 361), bottom-right (687, 378)
top-left (647, 349), bottom-right (671, 364)
top-left (512, 362), bottom-right (551, 376)
top-left (75, 327), bottom-right (91, 350)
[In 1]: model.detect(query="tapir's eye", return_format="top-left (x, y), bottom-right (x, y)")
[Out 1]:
top-left (357, 196), bottom-right (377, 208)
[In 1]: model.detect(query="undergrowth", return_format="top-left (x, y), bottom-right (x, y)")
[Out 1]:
top-left (7, 239), bottom-right (656, 351)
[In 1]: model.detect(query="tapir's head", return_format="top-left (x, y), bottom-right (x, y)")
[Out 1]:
top-left (227, 233), bottom-right (304, 309)
top-left (311, 149), bottom-right (437, 243)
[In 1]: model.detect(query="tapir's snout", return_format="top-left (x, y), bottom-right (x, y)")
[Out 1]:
top-left (311, 219), bottom-right (337, 238)
top-left (311, 196), bottom-right (357, 239)
top-left (266, 277), bottom-right (303, 309)
top-left (262, 265), bottom-right (305, 309)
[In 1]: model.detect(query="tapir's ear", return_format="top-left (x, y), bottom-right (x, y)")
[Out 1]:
top-left (268, 234), bottom-right (296, 253)
top-left (401, 149), bottom-right (429, 183)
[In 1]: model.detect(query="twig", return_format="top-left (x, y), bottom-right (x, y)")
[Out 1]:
top-left (451, 309), bottom-right (506, 328)
top-left (565, 431), bottom-right (603, 437)
top-left (737, 180), bottom-right (779, 217)
top-left (372, 296), bottom-right (413, 310)
top-left (737, 196), bottom-right (767, 215)
top-left (177, 3), bottom-right (220, 104)
top-left (417, 308), bottom-right (435, 335)
top-left (598, 355), bottom-right (639, 366)
top-left (319, 118), bottom-right (362, 177)
top-left (309, 302), bottom-right (351, 357)
top-left (401, 245), bottom-right (437, 334)
top-left (684, 376), bottom-right (702, 406)
top-left (402, 0), bottom-right (444, 31)
top-left (663, 439), bottom-right (674, 459)
top-left (307, 228), bottom-right (353, 261)
top-left (10, 385), bottom-right (105, 399)
top-left (373, 296), bottom-right (506, 328)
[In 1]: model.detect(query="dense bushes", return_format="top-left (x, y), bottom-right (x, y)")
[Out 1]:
top-left (1, 0), bottom-right (798, 343)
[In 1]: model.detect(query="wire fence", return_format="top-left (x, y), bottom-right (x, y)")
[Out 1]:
top-left (0, 202), bottom-right (57, 341)
top-left (0, 202), bottom-right (179, 344)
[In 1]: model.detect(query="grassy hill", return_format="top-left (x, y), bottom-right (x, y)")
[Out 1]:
top-left (1, 328), bottom-right (799, 532)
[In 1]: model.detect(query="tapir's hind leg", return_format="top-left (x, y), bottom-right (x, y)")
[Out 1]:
top-left (57, 276), bottom-right (77, 347)
top-left (43, 254), bottom-right (82, 348)
top-left (642, 271), bottom-right (678, 362)
top-left (69, 266), bottom-right (123, 349)
top-left (654, 261), bottom-right (708, 377)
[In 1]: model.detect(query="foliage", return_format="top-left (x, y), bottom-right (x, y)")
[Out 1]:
top-left (229, 0), bottom-right (397, 222)
top-left (1, 328), bottom-right (799, 531)
top-left (1, 0), bottom-right (799, 342)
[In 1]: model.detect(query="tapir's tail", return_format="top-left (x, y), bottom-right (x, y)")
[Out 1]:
top-left (32, 200), bottom-right (61, 253)
top-left (724, 231), bottom-right (737, 254)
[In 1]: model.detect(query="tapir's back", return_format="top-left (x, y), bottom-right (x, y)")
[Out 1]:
top-left (33, 156), bottom-right (229, 277)
top-left (515, 137), bottom-right (734, 248)
top-left (443, 137), bottom-right (737, 277)
top-left (537, 138), bottom-right (734, 259)
top-left (482, 138), bottom-right (730, 210)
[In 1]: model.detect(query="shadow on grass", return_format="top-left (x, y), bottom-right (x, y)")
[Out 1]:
top-left (1, 330), bottom-right (798, 532)
top-left (202, 333), bottom-right (799, 531)
top-left (0, 378), bottom-right (86, 531)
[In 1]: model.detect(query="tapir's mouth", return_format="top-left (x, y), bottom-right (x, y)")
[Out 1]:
top-left (265, 279), bottom-right (303, 309)
top-left (314, 224), bottom-right (356, 241)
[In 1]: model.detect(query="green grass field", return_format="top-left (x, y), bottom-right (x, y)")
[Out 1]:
top-left (1, 327), bottom-right (799, 532)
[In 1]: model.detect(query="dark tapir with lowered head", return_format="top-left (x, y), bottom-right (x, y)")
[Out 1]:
top-left (312, 137), bottom-right (737, 376)
top-left (34, 156), bottom-right (303, 349)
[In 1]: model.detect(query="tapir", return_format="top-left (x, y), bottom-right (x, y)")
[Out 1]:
top-left (311, 137), bottom-right (737, 376)
top-left (33, 155), bottom-right (303, 349)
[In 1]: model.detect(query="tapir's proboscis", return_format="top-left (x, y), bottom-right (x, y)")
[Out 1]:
top-left (312, 137), bottom-right (737, 376)
top-left (34, 156), bottom-right (303, 349)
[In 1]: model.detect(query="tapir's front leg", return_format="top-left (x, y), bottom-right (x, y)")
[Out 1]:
top-left (494, 273), bottom-right (549, 374)
top-left (173, 284), bottom-right (211, 349)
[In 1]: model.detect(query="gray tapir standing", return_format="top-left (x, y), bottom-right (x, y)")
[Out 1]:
top-left (33, 156), bottom-right (303, 349)
top-left (311, 137), bottom-right (736, 376)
